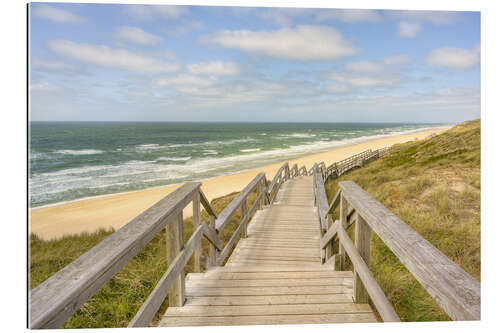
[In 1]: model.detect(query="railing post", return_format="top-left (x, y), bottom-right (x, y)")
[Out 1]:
top-left (208, 214), bottom-right (218, 267)
top-left (354, 213), bottom-right (371, 303)
top-left (192, 191), bottom-right (201, 273)
top-left (337, 192), bottom-right (348, 271)
top-left (241, 198), bottom-right (248, 238)
top-left (166, 211), bottom-right (185, 307)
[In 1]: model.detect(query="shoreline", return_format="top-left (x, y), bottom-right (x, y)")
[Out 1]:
top-left (30, 126), bottom-right (451, 240)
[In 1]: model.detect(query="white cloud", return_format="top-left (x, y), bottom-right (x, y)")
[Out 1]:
top-left (388, 10), bottom-right (461, 25)
top-left (382, 54), bottom-right (413, 65)
top-left (202, 25), bottom-right (357, 61)
top-left (330, 73), bottom-right (401, 87)
top-left (47, 40), bottom-right (179, 73)
top-left (33, 5), bottom-right (85, 24)
top-left (153, 74), bottom-right (218, 88)
top-left (122, 5), bottom-right (188, 20)
top-left (398, 22), bottom-right (421, 38)
top-left (316, 9), bottom-right (382, 23)
top-left (426, 47), bottom-right (480, 69)
top-left (345, 61), bottom-right (383, 73)
top-left (188, 61), bottom-right (241, 76)
top-left (116, 26), bottom-right (162, 45)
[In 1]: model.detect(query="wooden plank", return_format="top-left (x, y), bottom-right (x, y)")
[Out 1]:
top-left (190, 271), bottom-right (352, 280)
top-left (216, 190), bottom-right (266, 265)
top-left (336, 221), bottom-right (400, 322)
top-left (186, 285), bottom-right (349, 297)
top-left (192, 192), bottom-right (201, 273)
top-left (208, 215), bottom-right (217, 267)
top-left (165, 303), bottom-right (373, 317)
top-left (128, 224), bottom-right (204, 327)
top-left (328, 189), bottom-right (341, 214)
top-left (167, 212), bottom-right (185, 307)
top-left (215, 172), bottom-right (265, 232)
top-left (338, 193), bottom-right (348, 271)
top-left (339, 181), bottom-right (481, 321)
top-left (313, 170), bottom-right (329, 232)
top-left (229, 255), bottom-right (319, 263)
top-left (354, 214), bottom-right (371, 304)
top-left (199, 189), bottom-right (217, 219)
top-left (200, 222), bottom-right (221, 251)
top-left (184, 294), bottom-right (354, 306)
top-left (29, 182), bottom-right (200, 329)
top-left (320, 221), bottom-right (338, 249)
top-left (160, 313), bottom-right (377, 326)
top-left (185, 278), bottom-right (350, 288)
top-left (207, 265), bottom-right (333, 272)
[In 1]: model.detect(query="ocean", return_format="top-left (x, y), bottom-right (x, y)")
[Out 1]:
top-left (29, 122), bottom-right (445, 207)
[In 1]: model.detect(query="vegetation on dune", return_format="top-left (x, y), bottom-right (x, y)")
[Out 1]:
top-left (29, 188), bottom-right (260, 328)
top-left (29, 119), bottom-right (480, 326)
top-left (324, 119), bottom-right (480, 321)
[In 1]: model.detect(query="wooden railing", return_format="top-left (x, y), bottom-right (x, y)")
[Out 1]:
top-left (266, 162), bottom-right (290, 204)
top-left (316, 175), bottom-right (481, 321)
top-left (29, 161), bottom-right (306, 329)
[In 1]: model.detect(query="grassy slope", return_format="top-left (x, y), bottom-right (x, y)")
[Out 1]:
top-left (324, 119), bottom-right (480, 321)
top-left (30, 189), bottom-right (259, 328)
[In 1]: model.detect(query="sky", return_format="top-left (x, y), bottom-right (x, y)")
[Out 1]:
top-left (28, 2), bottom-right (481, 123)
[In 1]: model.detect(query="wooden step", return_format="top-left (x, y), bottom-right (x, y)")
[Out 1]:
top-left (184, 293), bottom-right (354, 306)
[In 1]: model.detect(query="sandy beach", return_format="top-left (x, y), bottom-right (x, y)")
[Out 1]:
top-left (30, 126), bottom-right (450, 240)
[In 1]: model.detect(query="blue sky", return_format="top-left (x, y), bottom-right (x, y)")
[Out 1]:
top-left (29, 3), bottom-right (480, 122)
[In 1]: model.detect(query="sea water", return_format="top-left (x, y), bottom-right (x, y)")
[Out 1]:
top-left (29, 122), bottom-right (446, 207)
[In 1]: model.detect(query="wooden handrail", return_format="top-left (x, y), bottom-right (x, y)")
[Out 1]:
top-left (29, 182), bottom-right (202, 329)
top-left (199, 189), bottom-right (217, 219)
top-left (333, 181), bottom-right (480, 321)
top-left (215, 172), bottom-right (266, 232)
top-left (312, 166), bottom-right (329, 232)
top-left (129, 221), bottom-right (221, 327)
top-left (335, 221), bottom-right (400, 322)
top-left (267, 162), bottom-right (289, 203)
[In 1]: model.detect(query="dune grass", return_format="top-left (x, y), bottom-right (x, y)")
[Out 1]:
top-left (324, 119), bottom-right (480, 321)
top-left (29, 188), bottom-right (260, 328)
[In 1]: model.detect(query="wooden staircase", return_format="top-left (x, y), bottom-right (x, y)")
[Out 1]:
top-left (159, 176), bottom-right (377, 326)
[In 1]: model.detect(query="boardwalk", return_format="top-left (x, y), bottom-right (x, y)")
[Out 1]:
top-left (29, 149), bottom-right (480, 329)
top-left (160, 176), bottom-right (377, 326)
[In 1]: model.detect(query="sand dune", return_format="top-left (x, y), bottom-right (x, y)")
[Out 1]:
top-left (29, 127), bottom-right (450, 240)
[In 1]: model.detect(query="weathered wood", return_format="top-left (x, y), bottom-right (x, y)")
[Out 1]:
top-left (128, 224), bottom-right (204, 327)
top-left (192, 270), bottom-right (352, 280)
top-left (185, 294), bottom-right (353, 306)
top-left (338, 193), bottom-right (348, 271)
top-left (29, 182), bottom-right (200, 329)
top-left (201, 221), bottom-right (221, 251)
top-left (192, 191), bottom-right (201, 273)
top-left (167, 212), bottom-right (185, 307)
top-left (215, 172), bottom-right (265, 232)
top-left (354, 214), bottom-right (371, 304)
top-left (336, 221), bottom-right (400, 322)
top-left (165, 303), bottom-right (373, 317)
top-left (208, 215), bottom-right (217, 267)
top-left (241, 198), bottom-right (248, 238)
top-left (199, 189), bottom-right (217, 219)
top-left (320, 221), bottom-right (338, 249)
top-left (313, 170), bottom-right (329, 232)
top-left (186, 285), bottom-right (349, 297)
top-left (328, 189), bottom-right (341, 214)
top-left (338, 181), bottom-right (480, 320)
top-left (160, 313), bottom-right (377, 326)
top-left (186, 277), bottom-right (350, 288)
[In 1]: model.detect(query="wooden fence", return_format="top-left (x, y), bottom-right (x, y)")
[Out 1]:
top-left (312, 164), bottom-right (480, 321)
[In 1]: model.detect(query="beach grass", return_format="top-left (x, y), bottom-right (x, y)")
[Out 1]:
top-left (29, 120), bottom-right (480, 327)
top-left (324, 119), bottom-right (480, 321)
top-left (29, 188), bottom-right (260, 328)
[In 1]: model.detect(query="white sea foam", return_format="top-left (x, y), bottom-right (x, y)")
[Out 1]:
top-left (203, 150), bottom-right (218, 155)
top-left (157, 156), bottom-right (192, 162)
top-left (55, 149), bottom-right (104, 155)
top-left (89, 182), bottom-right (130, 189)
top-left (240, 148), bottom-right (261, 152)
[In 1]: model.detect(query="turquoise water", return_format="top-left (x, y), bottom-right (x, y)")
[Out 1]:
top-left (29, 122), bottom-right (445, 207)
